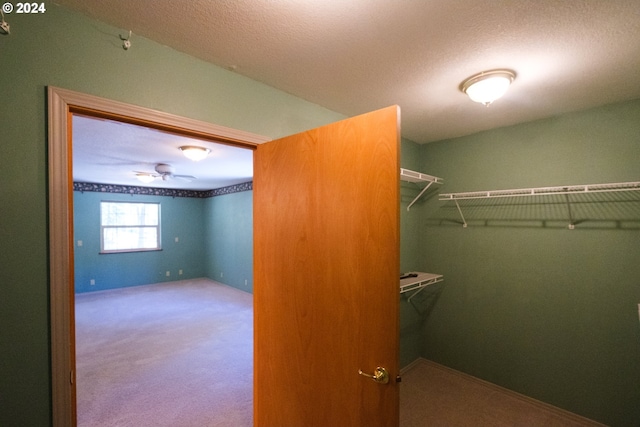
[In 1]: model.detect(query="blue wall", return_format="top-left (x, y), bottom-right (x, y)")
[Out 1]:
top-left (204, 191), bottom-right (254, 292)
top-left (74, 191), bottom-right (207, 292)
top-left (73, 188), bottom-right (254, 294)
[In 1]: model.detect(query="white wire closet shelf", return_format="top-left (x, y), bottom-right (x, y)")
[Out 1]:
top-left (439, 181), bottom-right (640, 229)
top-left (400, 168), bottom-right (443, 211)
top-left (400, 272), bottom-right (444, 302)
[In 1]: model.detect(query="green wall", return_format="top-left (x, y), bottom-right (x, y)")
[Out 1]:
top-left (0, 5), bottom-right (343, 426)
top-left (399, 137), bottom-right (433, 366)
top-left (416, 100), bottom-right (640, 426)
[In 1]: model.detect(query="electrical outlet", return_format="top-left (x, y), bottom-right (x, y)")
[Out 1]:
top-left (77, 240), bottom-right (83, 247)
top-left (166, 271), bottom-right (170, 277)
top-left (175, 237), bottom-right (179, 243)
top-left (90, 279), bottom-right (95, 285)
top-left (245, 279), bottom-right (248, 286)
top-left (220, 272), bottom-right (223, 278)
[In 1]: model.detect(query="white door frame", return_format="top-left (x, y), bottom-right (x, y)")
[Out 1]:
top-left (47, 86), bottom-right (270, 426)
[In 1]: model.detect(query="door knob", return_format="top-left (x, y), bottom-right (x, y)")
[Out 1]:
top-left (358, 367), bottom-right (389, 384)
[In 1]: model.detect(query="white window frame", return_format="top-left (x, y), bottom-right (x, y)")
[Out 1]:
top-left (100, 201), bottom-right (161, 253)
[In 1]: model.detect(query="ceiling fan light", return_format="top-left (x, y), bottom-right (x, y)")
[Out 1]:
top-left (461, 69), bottom-right (515, 106)
top-left (136, 173), bottom-right (155, 183)
top-left (180, 145), bottom-right (210, 161)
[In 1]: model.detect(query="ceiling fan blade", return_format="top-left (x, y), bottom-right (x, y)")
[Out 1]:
top-left (96, 155), bottom-right (157, 167)
top-left (174, 174), bottom-right (196, 182)
top-left (133, 171), bottom-right (161, 177)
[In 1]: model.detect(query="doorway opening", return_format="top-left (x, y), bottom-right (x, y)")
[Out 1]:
top-left (48, 86), bottom-right (269, 427)
top-left (72, 114), bottom-right (255, 425)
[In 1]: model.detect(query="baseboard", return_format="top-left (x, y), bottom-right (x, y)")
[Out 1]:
top-left (400, 357), bottom-right (425, 375)
top-left (403, 357), bottom-right (606, 427)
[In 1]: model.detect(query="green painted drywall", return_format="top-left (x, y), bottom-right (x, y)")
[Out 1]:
top-left (0, 5), bottom-right (344, 426)
top-left (400, 137), bottom-right (425, 272)
top-left (417, 100), bottom-right (640, 426)
top-left (400, 137), bottom-right (434, 366)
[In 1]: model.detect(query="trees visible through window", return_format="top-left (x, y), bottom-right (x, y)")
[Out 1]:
top-left (100, 201), bottom-right (161, 253)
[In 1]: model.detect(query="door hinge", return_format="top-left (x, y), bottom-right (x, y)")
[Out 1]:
top-left (70, 369), bottom-right (74, 385)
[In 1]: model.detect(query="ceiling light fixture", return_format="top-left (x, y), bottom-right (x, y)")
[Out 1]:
top-left (460, 69), bottom-right (516, 106)
top-left (136, 173), bottom-right (156, 183)
top-left (180, 145), bottom-right (210, 161)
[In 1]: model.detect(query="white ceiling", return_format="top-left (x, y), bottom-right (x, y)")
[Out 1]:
top-left (63, 0), bottom-right (640, 189)
top-left (72, 116), bottom-right (253, 190)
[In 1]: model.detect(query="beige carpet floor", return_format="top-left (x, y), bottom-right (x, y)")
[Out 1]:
top-left (399, 359), bottom-right (606, 427)
top-left (75, 278), bottom-right (253, 427)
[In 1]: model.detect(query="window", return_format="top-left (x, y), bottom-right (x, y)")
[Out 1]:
top-left (100, 201), bottom-right (161, 253)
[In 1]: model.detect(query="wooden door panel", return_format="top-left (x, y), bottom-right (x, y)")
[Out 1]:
top-left (254, 106), bottom-right (400, 427)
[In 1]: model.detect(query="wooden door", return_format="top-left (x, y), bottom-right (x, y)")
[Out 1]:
top-left (254, 106), bottom-right (400, 427)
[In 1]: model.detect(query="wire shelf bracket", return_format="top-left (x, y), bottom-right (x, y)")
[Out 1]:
top-left (401, 168), bottom-right (443, 211)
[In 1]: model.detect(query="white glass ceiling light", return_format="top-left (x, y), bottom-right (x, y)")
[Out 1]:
top-left (136, 173), bottom-right (155, 183)
top-left (461, 69), bottom-right (516, 106)
top-left (180, 145), bottom-right (210, 161)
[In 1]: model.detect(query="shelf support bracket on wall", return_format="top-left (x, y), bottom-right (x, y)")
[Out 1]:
top-left (564, 193), bottom-right (575, 230)
top-left (400, 168), bottom-right (443, 211)
top-left (400, 272), bottom-right (445, 314)
top-left (454, 199), bottom-right (468, 228)
top-left (407, 181), bottom-right (433, 211)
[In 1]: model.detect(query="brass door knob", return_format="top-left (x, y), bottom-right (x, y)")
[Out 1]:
top-left (358, 367), bottom-right (389, 384)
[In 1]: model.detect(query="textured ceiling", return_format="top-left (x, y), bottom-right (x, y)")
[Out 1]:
top-left (72, 116), bottom-right (253, 190)
top-left (56, 0), bottom-right (640, 144)
top-left (61, 1), bottom-right (640, 190)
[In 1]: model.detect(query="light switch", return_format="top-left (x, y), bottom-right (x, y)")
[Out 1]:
top-left (77, 240), bottom-right (83, 247)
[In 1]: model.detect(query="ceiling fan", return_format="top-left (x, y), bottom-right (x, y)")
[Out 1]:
top-left (134, 163), bottom-right (196, 183)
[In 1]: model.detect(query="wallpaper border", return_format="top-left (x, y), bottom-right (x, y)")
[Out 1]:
top-left (73, 181), bottom-right (253, 198)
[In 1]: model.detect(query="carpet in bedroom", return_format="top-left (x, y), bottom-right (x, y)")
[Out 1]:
top-left (75, 278), bottom-right (253, 427)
